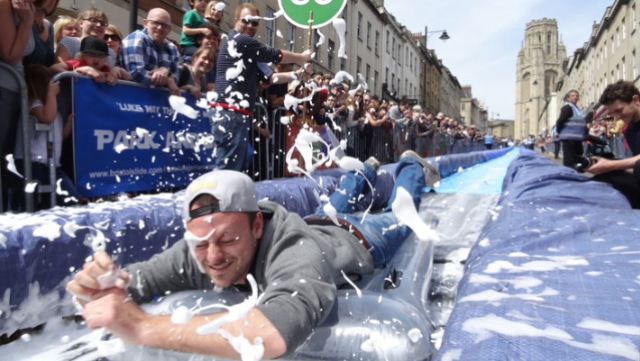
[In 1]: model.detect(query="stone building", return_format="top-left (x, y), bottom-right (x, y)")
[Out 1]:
top-left (515, 18), bottom-right (566, 140)
top-left (558, 0), bottom-right (640, 112)
top-left (517, 0), bottom-right (640, 141)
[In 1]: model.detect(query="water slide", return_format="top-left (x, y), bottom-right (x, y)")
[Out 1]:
top-left (1, 148), bottom-right (638, 360)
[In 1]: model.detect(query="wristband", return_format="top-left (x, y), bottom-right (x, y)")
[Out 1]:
top-left (291, 71), bottom-right (298, 81)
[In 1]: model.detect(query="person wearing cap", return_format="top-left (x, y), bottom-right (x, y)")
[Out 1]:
top-left (210, 3), bottom-right (312, 172)
top-left (120, 8), bottom-right (181, 95)
top-left (50, 37), bottom-right (130, 84)
top-left (66, 151), bottom-right (440, 359)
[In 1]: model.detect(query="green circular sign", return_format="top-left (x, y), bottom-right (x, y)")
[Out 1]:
top-left (278, 0), bottom-right (348, 29)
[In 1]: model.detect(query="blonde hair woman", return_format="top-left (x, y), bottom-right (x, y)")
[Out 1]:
top-left (53, 16), bottom-right (79, 49)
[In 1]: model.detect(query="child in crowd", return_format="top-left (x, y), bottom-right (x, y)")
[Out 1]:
top-left (204, 1), bottom-right (224, 27)
top-left (12, 64), bottom-right (84, 211)
top-left (51, 37), bottom-right (130, 84)
top-left (179, 0), bottom-right (212, 60)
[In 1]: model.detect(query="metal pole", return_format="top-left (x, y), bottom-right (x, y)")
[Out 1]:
top-left (129, 0), bottom-right (139, 34)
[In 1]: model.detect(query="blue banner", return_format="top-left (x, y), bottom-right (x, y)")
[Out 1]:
top-left (73, 77), bottom-right (214, 197)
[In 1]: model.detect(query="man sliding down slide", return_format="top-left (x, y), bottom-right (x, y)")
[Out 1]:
top-left (67, 150), bottom-right (440, 360)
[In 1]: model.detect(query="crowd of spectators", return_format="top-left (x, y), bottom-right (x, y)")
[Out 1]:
top-left (258, 79), bottom-right (509, 175)
top-left (0, 1), bottom-right (226, 212)
top-left (1, 0), bottom-right (504, 213)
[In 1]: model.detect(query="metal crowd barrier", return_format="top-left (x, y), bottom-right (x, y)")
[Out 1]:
top-left (6, 67), bottom-right (507, 212)
top-left (545, 134), bottom-right (629, 159)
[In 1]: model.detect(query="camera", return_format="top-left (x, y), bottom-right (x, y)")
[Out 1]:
top-left (574, 135), bottom-right (615, 173)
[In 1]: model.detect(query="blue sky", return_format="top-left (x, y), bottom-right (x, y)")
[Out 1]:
top-left (384, 0), bottom-right (615, 120)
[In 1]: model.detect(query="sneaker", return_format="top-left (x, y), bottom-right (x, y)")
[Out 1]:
top-left (365, 156), bottom-right (381, 171)
top-left (400, 150), bottom-right (441, 188)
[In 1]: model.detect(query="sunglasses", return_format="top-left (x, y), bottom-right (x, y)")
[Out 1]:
top-left (82, 17), bottom-right (108, 27)
top-left (241, 18), bottom-right (260, 27)
top-left (104, 34), bottom-right (120, 41)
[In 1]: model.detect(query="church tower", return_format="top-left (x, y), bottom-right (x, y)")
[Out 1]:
top-left (515, 18), bottom-right (566, 140)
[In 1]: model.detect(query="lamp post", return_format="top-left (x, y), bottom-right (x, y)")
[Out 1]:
top-left (424, 26), bottom-right (450, 48)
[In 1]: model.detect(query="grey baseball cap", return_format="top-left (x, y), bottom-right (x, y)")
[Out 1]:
top-left (182, 169), bottom-right (259, 222)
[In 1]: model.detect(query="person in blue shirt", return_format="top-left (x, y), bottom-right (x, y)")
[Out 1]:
top-left (483, 131), bottom-right (495, 150)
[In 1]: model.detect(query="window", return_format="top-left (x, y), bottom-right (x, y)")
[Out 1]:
top-left (622, 57), bottom-right (627, 80)
top-left (611, 35), bottom-right (615, 53)
top-left (357, 12), bottom-right (363, 39)
top-left (633, 4), bottom-right (637, 31)
top-left (366, 22), bottom-right (371, 48)
top-left (328, 39), bottom-right (335, 70)
top-left (375, 31), bottom-right (380, 55)
top-left (409, 52), bottom-right (413, 71)
top-left (392, 38), bottom-right (396, 59)
top-left (374, 71), bottom-right (379, 93)
top-left (265, 7), bottom-right (275, 47)
top-left (616, 27), bottom-right (620, 46)
top-left (286, 24), bottom-right (295, 52)
top-left (397, 44), bottom-right (402, 64)
top-left (313, 30), bottom-right (321, 52)
top-left (604, 41), bottom-right (608, 59)
top-left (385, 67), bottom-right (389, 84)
top-left (386, 31), bottom-right (390, 53)
top-left (633, 50), bottom-right (638, 80)
top-left (357, 56), bottom-right (362, 74)
top-left (622, 18), bottom-right (626, 39)
top-left (366, 64), bottom-right (371, 89)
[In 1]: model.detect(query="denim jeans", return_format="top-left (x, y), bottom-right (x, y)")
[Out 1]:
top-left (315, 157), bottom-right (425, 267)
top-left (210, 108), bottom-right (252, 172)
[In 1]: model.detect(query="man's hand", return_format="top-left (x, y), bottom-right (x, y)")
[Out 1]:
top-left (82, 288), bottom-right (148, 344)
top-left (585, 156), bottom-right (614, 175)
top-left (303, 49), bottom-right (314, 63)
top-left (66, 251), bottom-right (130, 304)
top-left (166, 77), bottom-right (181, 96)
top-left (149, 67), bottom-right (170, 86)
